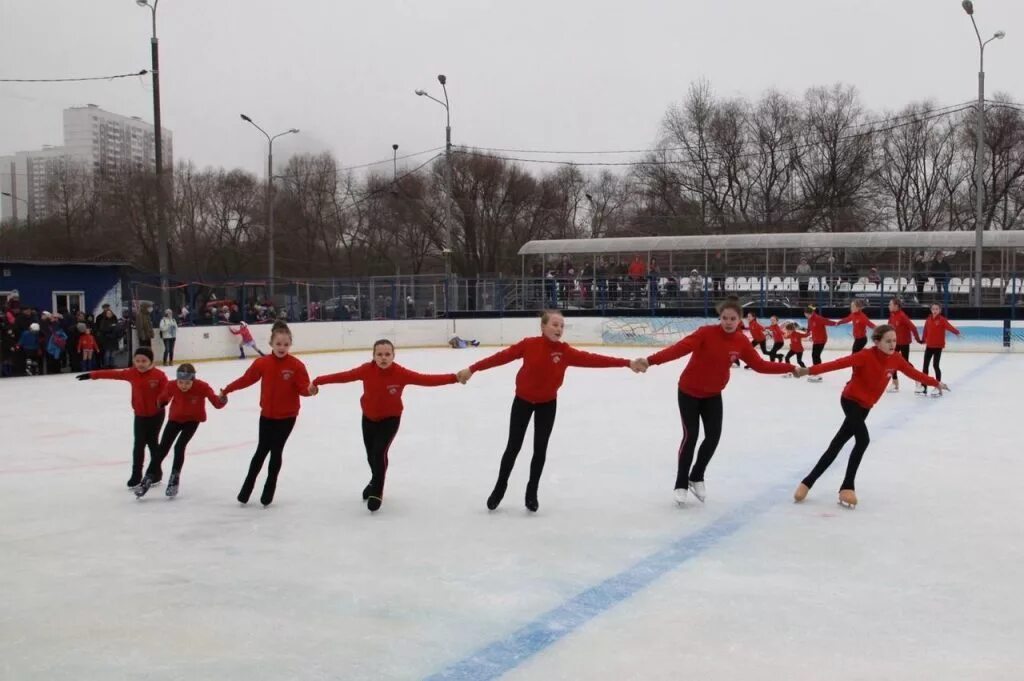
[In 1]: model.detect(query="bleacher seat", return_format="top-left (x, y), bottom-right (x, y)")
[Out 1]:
top-left (734, 276), bottom-right (748, 292)
top-left (768, 276), bottom-right (783, 292)
top-left (883, 277), bottom-right (897, 293)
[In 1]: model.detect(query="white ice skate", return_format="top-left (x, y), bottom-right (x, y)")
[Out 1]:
top-left (793, 483), bottom-right (809, 503)
top-left (673, 487), bottom-right (688, 505)
top-left (688, 481), bottom-right (706, 503)
top-left (806, 376), bottom-right (823, 383)
top-left (838, 489), bottom-right (858, 509)
top-left (887, 384), bottom-right (899, 393)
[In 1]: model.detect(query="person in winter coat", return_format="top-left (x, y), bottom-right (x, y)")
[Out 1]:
top-left (137, 303), bottom-right (154, 348)
top-left (159, 309), bottom-right (178, 366)
top-left (96, 308), bottom-right (121, 368)
top-left (18, 323), bottom-right (42, 375)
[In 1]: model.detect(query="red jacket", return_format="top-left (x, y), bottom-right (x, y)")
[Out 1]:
top-left (314, 361), bottom-right (456, 421)
top-left (470, 336), bottom-right (629, 404)
top-left (837, 311), bottom-right (876, 340)
top-left (888, 310), bottom-right (922, 345)
top-left (89, 367), bottom-right (169, 417)
top-left (745, 318), bottom-right (767, 343)
top-left (787, 330), bottom-right (808, 353)
top-left (159, 379), bottom-right (224, 423)
top-left (222, 353), bottom-right (313, 419)
top-left (627, 260), bottom-right (647, 279)
top-left (767, 323), bottom-right (785, 343)
top-left (809, 346), bottom-right (940, 409)
top-left (922, 314), bottom-right (960, 349)
top-left (805, 313), bottom-right (837, 344)
top-left (646, 325), bottom-right (792, 398)
top-left (77, 334), bottom-right (99, 352)
top-left (230, 325), bottom-right (255, 344)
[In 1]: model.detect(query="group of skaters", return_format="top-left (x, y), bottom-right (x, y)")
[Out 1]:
top-left (77, 296), bottom-right (956, 513)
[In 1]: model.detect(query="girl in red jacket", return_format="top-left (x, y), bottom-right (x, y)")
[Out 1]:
top-left (766, 315), bottom-right (785, 362)
top-left (313, 339), bottom-right (458, 512)
top-left (919, 303), bottom-right (960, 396)
top-left (77, 328), bottom-right (99, 370)
top-left (76, 346), bottom-right (168, 488)
top-left (783, 323), bottom-right (807, 368)
top-left (803, 305), bottom-right (837, 379)
top-left (230, 321), bottom-right (265, 359)
top-left (458, 310), bottom-right (634, 512)
top-left (887, 298), bottom-right (923, 392)
top-left (136, 363), bottom-right (226, 498)
top-left (793, 324), bottom-right (947, 508)
top-left (738, 312), bottom-right (769, 369)
top-left (836, 298), bottom-right (876, 354)
top-left (221, 321), bottom-right (318, 506)
top-left (639, 298), bottom-right (796, 505)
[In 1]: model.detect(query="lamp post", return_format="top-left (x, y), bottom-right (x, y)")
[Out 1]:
top-left (415, 75), bottom-right (454, 312)
top-left (1, 192), bottom-right (29, 227)
top-left (962, 0), bottom-right (1005, 307)
top-left (135, 0), bottom-right (169, 311)
top-left (240, 115), bottom-right (299, 300)
top-left (392, 144), bottom-right (399, 181)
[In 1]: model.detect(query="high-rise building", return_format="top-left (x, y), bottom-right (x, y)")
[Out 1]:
top-left (0, 104), bottom-right (173, 223)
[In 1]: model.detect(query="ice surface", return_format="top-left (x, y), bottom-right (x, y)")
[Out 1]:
top-left (1, 347), bottom-right (1022, 680)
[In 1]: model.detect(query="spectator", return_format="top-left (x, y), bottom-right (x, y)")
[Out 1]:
top-left (405, 295), bottom-right (416, 319)
top-left (137, 303), bottom-right (154, 348)
top-left (78, 327), bottom-right (99, 370)
top-left (18, 322), bottom-right (42, 375)
top-left (628, 254), bottom-right (647, 300)
top-left (867, 267), bottom-right (881, 286)
top-left (688, 268), bottom-right (703, 299)
top-left (96, 308), bottom-right (121, 368)
top-left (796, 258), bottom-right (812, 301)
top-left (46, 319), bottom-right (68, 373)
top-left (931, 252), bottom-right (951, 300)
top-left (179, 304), bottom-right (191, 326)
top-left (159, 309), bottom-right (178, 366)
top-left (709, 252), bottom-right (726, 294)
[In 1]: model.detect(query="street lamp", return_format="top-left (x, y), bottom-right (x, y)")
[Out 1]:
top-left (414, 74), bottom-right (454, 309)
top-left (392, 144), bottom-right (399, 180)
top-left (240, 114), bottom-right (299, 299)
top-left (962, 0), bottom-right (1006, 307)
top-left (1, 192), bottom-right (29, 226)
top-left (135, 0), bottom-right (169, 311)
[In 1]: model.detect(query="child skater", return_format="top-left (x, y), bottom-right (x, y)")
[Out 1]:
top-left (783, 322), bottom-right (808, 369)
top-left (313, 339), bottom-right (459, 512)
top-left (793, 325), bottom-right (947, 508)
top-left (741, 312), bottom-right (769, 369)
top-left (766, 316), bottom-right (785, 362)
top-left (803, 304), bottom-right (837, 381)
top-left (886, 298), bottom-right (922, 392)
top-left (634, 298), bottom-right (798, 505)
top-left (836, 298), bottom-right (876, 354)
top-left (919, 303), bottom-right (960, 396)
top-left (76, 347), bottom-right (168, 488)
top-left (77, 327), bottom-right (99, 370)
top-left (230, 321), bottom-right (265, 359)
top-left (135, 363), bottom-right (226, 498)
top-left (457, 310), bottom-right (636, 513)
top-left (221, 321), bottom-right (317, 506)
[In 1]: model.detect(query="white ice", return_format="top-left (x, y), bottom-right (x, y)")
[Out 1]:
top-left (1, 347), bottom-right (1022, 681)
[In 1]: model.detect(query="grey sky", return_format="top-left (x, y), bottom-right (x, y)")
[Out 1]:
top-left (1, 0), bottom-right (1022, 178)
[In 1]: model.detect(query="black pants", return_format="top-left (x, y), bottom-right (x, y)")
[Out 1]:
top-left (811, 343), bottom-right (825, 365)
top-left (132, 411), bottom-right (165, 481)
top-left (494, 397), bottom-right (557, 493)
top-left (676, 390), bottom-right (723, 488)
top-left (768, 340), bottom-right (783, 362)
top-left (162, 338), bottom-right (176, 365)
top-left (802, 397), bottom-right (871, 491)
top-left (362, 415), bottom-right (401, 499)
top-left (146, 420), bottom-right (200, 479)
top-left (851, 337), bottom-right (867, 354)
top-left (892, 344), bottom-right (911, 383)
top-left (238, 416), bottom-right (297, 504)
top-left (923, 348), bottom-right (943, 381)
top-left (785, 350), bottom-right (805, 367)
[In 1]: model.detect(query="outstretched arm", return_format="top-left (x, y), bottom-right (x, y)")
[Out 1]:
top-left (313, 365), bottom-right (366, 387)
top-left (740, 343), bottom-right (799, 376)
top-left (222, 362), bottom-right (262, 395)
top-left (468, 340), bottom-right (525, 374)
top-left (945, 319), bottom-right (961, 336)
top-left (565, 346), bottom-right (631, 369)
top-left (646, 331), bottom-right (703, 367)
top-left (398, 366), bottom-right (458, 387)
top-left (808, 352), bottom-right (863, 377)
top-left (895, 354), bottom-right (941, 389)
top-left (86, 369), bottom-right (132, 382)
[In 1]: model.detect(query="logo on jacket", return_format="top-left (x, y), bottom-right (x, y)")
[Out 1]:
top-left (388, 385), bottom-right (400, 395)
top-left (728, 351), bottom-right (740, 363)
top-left (281, 370), bottom-right (294, 381)
top-left (149, 380), bottom-right (160, 389)
top-left (551, 352), bottom-right (563, 364)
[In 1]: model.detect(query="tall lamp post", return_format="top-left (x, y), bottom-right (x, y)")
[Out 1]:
top-left (240, 114), bottom-right (298, 300)
top-left (1, 192), bottom-right (29, 227)
top-left (962, 0), bottom-right (1005, 307)
top-left (415, 75), bottom-right (454, 312)
top-left (135, 0), bottom-right (169, 311)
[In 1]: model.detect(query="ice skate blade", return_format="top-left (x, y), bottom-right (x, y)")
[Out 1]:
top-left (838, 500), bottom-right (857, 509)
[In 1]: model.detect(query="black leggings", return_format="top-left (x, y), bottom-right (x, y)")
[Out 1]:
top-left (362, 415), bottom-right (401, 499)
top-left (238, 416), bottom-right (297, 505)
top-left (132, 411), bottom-right (165, 480)
top-left (802, 397), bottom-right (871, 491)
top-left (785, 350), bottom-right (805, 367)
top-left (676, 390), bottom-right (724, 488)
top-left (146, 420), bottom-right (199, 479)
top-left (811, 343), bottom-right (825, 365)
top-left (892, 344), bottom-right (911, 383)
top-left (768, 340), bottom-right (783, 362)
top-left (494, 397), bottom-right (557, 493)
top-left (162, 337), bottom-right (176, 364)
top-left (922, 348), bottom-right (943, 381)
top-left (851, 337), bottom-right (867, 354)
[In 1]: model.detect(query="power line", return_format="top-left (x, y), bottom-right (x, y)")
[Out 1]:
top-left (0, 70), bottom-right (149, 83)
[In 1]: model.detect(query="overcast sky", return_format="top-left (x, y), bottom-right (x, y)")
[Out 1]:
top-left (1, 0), bottom-right (1022, 178)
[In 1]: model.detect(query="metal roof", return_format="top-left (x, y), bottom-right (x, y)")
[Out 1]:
top-left (0, 258), bottom-right (131, 267)
top-left (517, 231), bottom-right (1024, 255)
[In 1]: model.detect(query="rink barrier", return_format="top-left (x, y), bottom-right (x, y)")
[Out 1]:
top-left (164, 317), bottom-right (1024, 362)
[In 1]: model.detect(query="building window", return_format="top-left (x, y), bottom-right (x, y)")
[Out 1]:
top-left (52, 290), bottom-right (86, 316)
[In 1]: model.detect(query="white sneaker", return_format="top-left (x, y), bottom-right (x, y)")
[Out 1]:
top-left (807, 376), bottom-right (823, 383)
top-left (673, 488), bottom-right (688, 505)
top-left (688, 481), bottom-right (706, 503)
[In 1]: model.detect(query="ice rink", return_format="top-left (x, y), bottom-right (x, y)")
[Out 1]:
top-left (2, 345), bottom-right (1022, 680)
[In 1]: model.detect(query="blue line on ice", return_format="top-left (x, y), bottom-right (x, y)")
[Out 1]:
top-left (422, 353), bottom-right (1006, 681)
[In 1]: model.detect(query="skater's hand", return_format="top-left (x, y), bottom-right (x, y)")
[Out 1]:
top-left (308, 384), bottom-right (319, 396)
top-left (794, 366), bottom-right (810, 378)
top-left (456, 368), bottom-right (473, 384)
top-left (218, 389), bottom-right (227, 400)
top-left (219, 395), bottom-right (228, 406)
top-left (937, 382), bottom-right (950, 394)
top-left (629, 357), bottom-right (649, 373)
top-left (75, 373), bottom-right (91, 381)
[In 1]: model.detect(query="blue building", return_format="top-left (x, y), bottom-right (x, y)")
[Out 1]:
top-left (0, 260), bottom-right (130, 317)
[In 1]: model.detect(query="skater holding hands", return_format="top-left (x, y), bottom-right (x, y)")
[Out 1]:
top-left (886, 298), bottom-right (922, 392)
top-left (836, 298), bottom-right (876, 354)
top-left (919, 303), bottom-right (960, 396)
